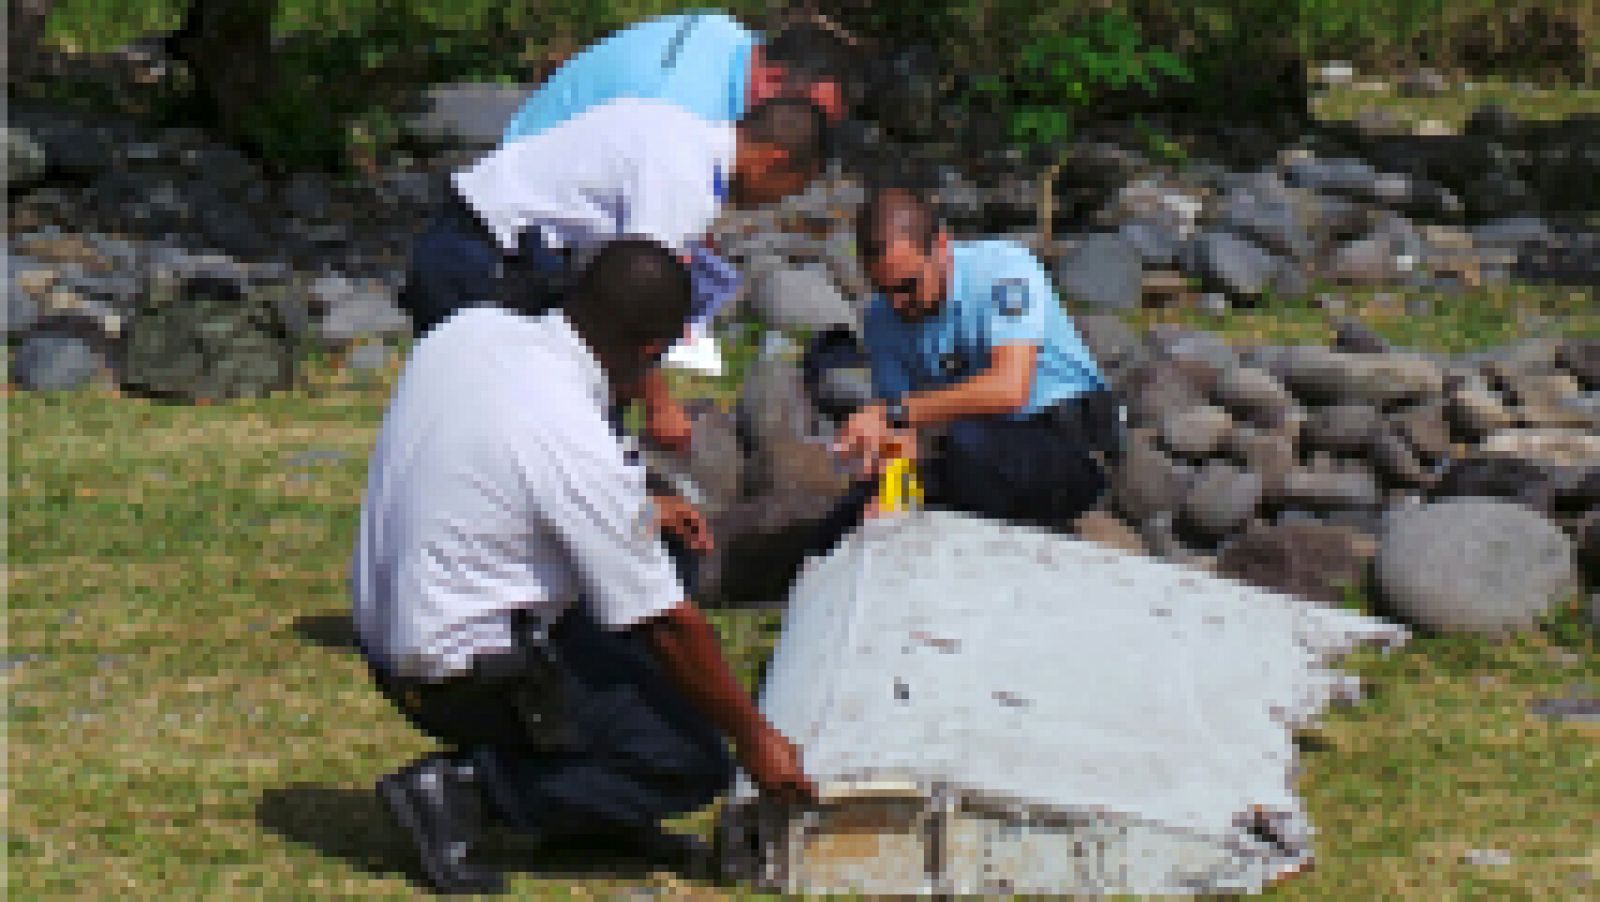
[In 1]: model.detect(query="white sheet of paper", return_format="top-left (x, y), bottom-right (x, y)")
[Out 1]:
top-left (661, 322), bottom-right (724, 376)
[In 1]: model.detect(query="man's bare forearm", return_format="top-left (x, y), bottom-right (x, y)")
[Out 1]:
top-left (639, 602), bottom-right (766, 746)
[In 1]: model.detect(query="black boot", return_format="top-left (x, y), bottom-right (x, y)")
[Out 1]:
top-left (378, 754), bottom-right (506, 895)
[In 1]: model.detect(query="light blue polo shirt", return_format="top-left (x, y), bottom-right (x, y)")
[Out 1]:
top-left (863, 240), bottom-right (1106, 418)
top-left (501, 11), bottom-right (756, 142)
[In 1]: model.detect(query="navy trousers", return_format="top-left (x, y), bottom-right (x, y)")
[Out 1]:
top-left (369, 538), bottom-right (728, 840)
top-left (397, 202), bottom-right (570, 338)
top-left (806, 407), bottom-right (1111, 557)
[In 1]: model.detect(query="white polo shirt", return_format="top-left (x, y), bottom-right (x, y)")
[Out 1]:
top-left (453, 97), bottom-right (734, 256)
top-left (350, 307), bottom-right (685, 681)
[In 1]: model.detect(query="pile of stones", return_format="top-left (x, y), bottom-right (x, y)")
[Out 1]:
top-left (6, 103), bottom-right (432, 392)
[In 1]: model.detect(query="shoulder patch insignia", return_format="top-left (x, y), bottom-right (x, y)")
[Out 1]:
top-left (994, 278), bottom-right (1030, 318)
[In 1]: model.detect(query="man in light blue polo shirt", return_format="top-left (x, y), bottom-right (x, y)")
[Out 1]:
top-left (816, 182), bottom-right (1123, 540)
top-left (501, 10), bottom-right (853, 142)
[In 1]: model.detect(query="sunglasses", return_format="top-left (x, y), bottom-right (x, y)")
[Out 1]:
top-left (879, 275), bottom-right (920, 300)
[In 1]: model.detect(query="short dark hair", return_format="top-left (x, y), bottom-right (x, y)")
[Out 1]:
top-left (856, 180), bottom-right (940, 262)
top-left (740, 97), bottom-right (830, 175)
top-left (563, 238), bottom-right (692, 350)
top-left (765, 20), bottom-right (857, 90)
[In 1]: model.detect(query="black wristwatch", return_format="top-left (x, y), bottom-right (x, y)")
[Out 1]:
top-left (885, 399), bottom-right (911, 430)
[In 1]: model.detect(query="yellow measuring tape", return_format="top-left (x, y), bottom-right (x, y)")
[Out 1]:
top-left (875, 457), bottom-right (925, 513)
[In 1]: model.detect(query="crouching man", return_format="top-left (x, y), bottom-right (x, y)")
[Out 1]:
top-left (351, 239), bottom-right (813, 895)
top-left (812, 182), bottom-right (1122, 547)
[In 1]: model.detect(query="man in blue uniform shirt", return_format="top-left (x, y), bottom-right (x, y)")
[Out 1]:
top-left (501, 10), bottom-right (854, 142)
top-left (818, 182), bottom-right (1123, 540)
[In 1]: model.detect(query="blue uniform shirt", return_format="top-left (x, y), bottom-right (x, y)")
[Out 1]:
top-left (502, 11), bottom-right (756, 142)
top-left (863, 240), bottom-right (1106, 418)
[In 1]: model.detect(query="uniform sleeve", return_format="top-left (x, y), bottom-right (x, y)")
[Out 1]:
top-left (983, 247), bottom-right (1056, 348)
top-left (518, 408), bottom-right (685, 629)
top-left (863, 299), bottom-right (912, 401)
top-left (622, 126), bottom-right (721, 252)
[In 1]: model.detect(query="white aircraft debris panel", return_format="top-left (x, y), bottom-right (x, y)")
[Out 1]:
top-left (721, 509), bottom-right (1407, 895)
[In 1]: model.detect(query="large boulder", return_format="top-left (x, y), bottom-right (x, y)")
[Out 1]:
top-left (1212, 364), bottom-right (1298, 430)
top-left (1111, 437), bottom-right (1191, 521)
top-left (1055, 233), bottom-right (1144, 311)
top-left (1302, 403), bottom-right (1381, 456)
top-left (1180, 231), bottom-right (1292, 302)
top-left (10, 330), bottom-right (107, 391)
top-left (749, 264), bottom-right (858, 331)
top-left (1274, 346), bottom-right (1443, 406)
top-left (1159, 405), bottom-right (1234, 461)
top-left (1378, 500), bottom-right (1578, 634)
top-left (1217, 521), bottom-right (1376, 604)
top-left (1182, 463), bottom-right (1263, 541)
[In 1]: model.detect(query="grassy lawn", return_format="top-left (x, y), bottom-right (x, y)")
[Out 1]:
top-left (8, 295), bottom-right (1598, 897)
top-left (1312, 79), bottom-right (1600, 129)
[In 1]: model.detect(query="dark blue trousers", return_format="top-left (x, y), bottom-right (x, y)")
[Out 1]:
top-left (397, 203), bottom-right (570, 338)
top-left (806, 410), bottom-right (1110, 557)
top-left (368, 538), bottom-right (728, 841)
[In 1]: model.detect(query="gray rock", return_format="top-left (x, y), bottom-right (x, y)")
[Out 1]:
top-left (11, 331), bottom-right (105, 391)
top-left (1371, 428), bottom-right (1432, 488)
top-left (1121, 359), bottom-right (1208, 427)
top-left (345, 339), bottom-right (393, 373)
top-left (1396, 68), bottom-right (1449, 97)
top-left (33, 122), bottom-right (117, 175)
top-left (1556, 339), bottom-right (1600, 391)
top-left (1283, 157), bottom-right (1376, 196)
top-left (1181, 231), bottom-right (1286, 301)
top-left (196, 202), bottom-right (271, 258)
top-left (1277, 465), bottom-right (1382, 510)
top-left (1073, 314), bottom-right (1142, 374)
top-left (1213, 365), bottom-right (1297, 429)
top-left (4, 126), bottom-right (46, 191)
top-left (315, 279), bottom-right (408, 342)
top-left (1431, 454), bottom-right (1556, 508)
top-left (736, 351), bottom-right (814, 494)
top-left (1117, 221), bottom-right (1180, 267)
top-left (1379, 500), bottom-right (1578, 633)
top-left (1449, 386), bottom-right (1516, 438)
top-left (684, 404), bottom-right (744, 512)
top-left (1275, 346), bottom-right (1444, 405)
top-left (1332, 318), bottom-right (1390, 354)
top-left (1111, 437), bottom-right (1191, 521)
top-left (1056, 233), bottom-right (1144, 311)
top-left (1216, 521), bottom-right (1376, 604)
top-left (1182, 463), bottom-right (1263, 540)
top-left (1472, 216), bottom-right (1553, 251)
top-left (1478, 429), bottom-right (1600, 469)
top-left (1216, 188), bottom-right (1313, 260)
top-left (1329, 235), bottom-right (1401, 285)
top-left (278, 173), bottom-right (335, 221)
top-left (1390, 402), bottom-right (1452, 466)
top-left (1302, 404), bottom-right (1381, 455)
top-left (1224, 425), bottom-right (1296, 495)
top-left (404, 83), bottom-right (534, 147)
top-left (1160, 404), bottom-right (1234, 461)
top-left (750, 265), bottom-right (858, 331)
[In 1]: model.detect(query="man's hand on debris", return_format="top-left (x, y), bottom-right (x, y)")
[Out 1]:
top-left (835, 403), bottom-right (916, 477)
top-left (652, 493), bottom-right (714, 552)
top-left (738, 722), bottom-right (816, 805)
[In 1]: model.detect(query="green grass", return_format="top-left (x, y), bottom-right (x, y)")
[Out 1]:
top-left (8, 295), bottom-right (1599, 896)
top-left (1133, 283), bottom-right (1600, 354)
top-left (1313, 79), bottom-right (1600, 129)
